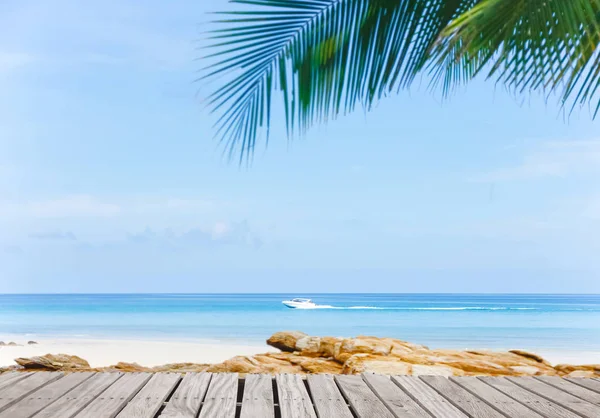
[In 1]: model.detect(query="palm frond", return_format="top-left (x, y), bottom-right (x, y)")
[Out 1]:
top-left (435, 0), bottom-right (600, 114)
top-left (203, 0), bottom-right (474, 160)
top-left (204, 0), bottom-right (600, 160)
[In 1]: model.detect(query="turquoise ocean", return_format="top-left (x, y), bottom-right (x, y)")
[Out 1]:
top-left (1, 294), bottom-right (599, 353)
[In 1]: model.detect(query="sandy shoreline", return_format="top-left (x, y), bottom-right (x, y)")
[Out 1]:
top-left (0, 337), bottom-right (274, 368)
top-left (1, 336), bottom-right (599, 369)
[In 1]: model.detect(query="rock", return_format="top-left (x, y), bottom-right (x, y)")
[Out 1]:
top-left (95, 362), bottom-right (211, 373)
top-left (508, 365), bottom-right (544, 375)
top-left (15, 354), bottom-right (90, 371)
top-left (27, 341), bottom-right (38, 345)
top-left (509, 350), bottom-right (552, 366)
top-left (319, 337), bottom-right (342, 358)
top-left (296, 336), bottom-right (344, 358)
top-left (565, 370), bottom-right (598, 378)
top-left (335, 337), bottom-right (393, 363)
top-left (412, 364), bottom-right (465, 376)
top-left (206, 355), bottom-right (302, 374)
top-left (342, 353), bottom-right (466, 376)
top-left (267, 331), bottom-right (308, 352)
top-left (0, 365), bottom-right (24, 372)
top-left (103, 362), bottom-right (150, 372)
top-left (296, 336), bottom-right (322, 357)
top-left (343, 354), bottom-right (413, 375)
top-left (554, 364), bottom-right (600, 376)
top-left (295, 358), bottom-right (343, 374)
top-left (6, 332), bottom-right (600, 378)
top-left (0, 342), bottom-right (4, 346)
top-left (152, 363), bottom-right (210, 373)
top-left (411, 350), bottom-right (556, 376)
top-left (7, 342), bottom-right (18, 346)
top-left (432, 359), bottom-right (509, 375)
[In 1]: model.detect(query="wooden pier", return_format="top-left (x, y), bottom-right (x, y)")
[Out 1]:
top-left (0, 371), bottom-right (599, 417)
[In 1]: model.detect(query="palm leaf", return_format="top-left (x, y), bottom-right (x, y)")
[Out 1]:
top-left (204, 0), bottom-right (600, 160)
top-left (203, 0), bottom-right (475, 160)
top-left (434, 0), bottom-right (600, 115)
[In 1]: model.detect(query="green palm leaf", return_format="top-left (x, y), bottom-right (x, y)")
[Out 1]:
top-left (434, 0), bottom-right (600, 115)
top-left (203, 0), bottom-right (475, 160)
top-left (203, 0), bottom-right (600, 160)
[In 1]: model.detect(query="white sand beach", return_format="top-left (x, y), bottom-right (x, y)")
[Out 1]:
top-left (0, 338), bottom-right (274, 368)
top-left (1, 336), bottom-right (599, 369)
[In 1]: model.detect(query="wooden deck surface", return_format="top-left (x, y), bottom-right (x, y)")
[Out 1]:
top-left (0, 372), bottom-right (598, 417)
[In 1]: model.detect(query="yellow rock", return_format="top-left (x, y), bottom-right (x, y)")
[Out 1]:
top-left (342, 354), bottom-right (413, 375)
top-left (411, 364), bottom-right (465, 377)
top-left (565, 370), bottom-right (598, 378)
top-left (509, 350), bottom-right (552, 367)
top-left (296, 336), bottom-right (322, 357)
top-left (15, 354), bottom-right (90, 371)
top-left (334, 337), bottom-right (393, 363)
top-left (266, 331), bottom-right (308, 352)
top-left (11, 332), bottom-right (597, 378)
top-left (554, 364), bottom-right (600, 376)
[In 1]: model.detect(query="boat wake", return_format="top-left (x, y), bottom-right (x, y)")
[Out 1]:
top-left (292, 305), bottom-right (538, 311)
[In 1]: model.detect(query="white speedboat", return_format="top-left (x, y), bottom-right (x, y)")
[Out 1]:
top-left (282, 298), bottom-right (316, 309)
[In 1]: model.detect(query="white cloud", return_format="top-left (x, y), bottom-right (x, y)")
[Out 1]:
top-left (29, 231), bottom-right (77, 240)
top-left (581, 196), bottom-right (600, 220)
top-left (0, 195), bottom-right (219, 220)
top-left (473, 140), bottom-right (600, 182)
top-left (0, 51), bottom-right (34, 73)
top-left (29, 195), bottom-right (121, 218)
top-left (0, 195), bottom-right (120, 218)
top-left (3, 245), bottom-right (23, 255)
top-left (164, 199), bottom-right (215, 211)
top-left (211, 221), bottom-right (231, 239)
top-left (127, 221), bottom-right (263, 249)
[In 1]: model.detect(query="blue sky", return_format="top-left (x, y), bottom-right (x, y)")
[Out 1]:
top-left (1, 0), bottom-right (600, 293)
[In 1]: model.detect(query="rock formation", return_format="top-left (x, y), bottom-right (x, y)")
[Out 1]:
top-left (14, 354), bottom-right (90, 371)
top-left (4, 331), bottom-right (600, 377)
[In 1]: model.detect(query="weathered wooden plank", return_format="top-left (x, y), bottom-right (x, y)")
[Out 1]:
top-left (0, 372), bottom-right (94, 418)
top-left (392, 376), bottom-right (467, 418)
top-left (0, 373), bottom-right (32, 391)
top-left (535, 376), bottom-right (600, 405)
top-left (0, 372), bottom-right (17, 383)
top-left (306, 374), bottom-right (353, 418)
top-left (34, 372), bottom-right (123, 418)
top-left (480, 376), bottom-right (581, 418)
top-left (276, 374), bottom-right (317, 418)
top-left (421, 376), bottom-right (506, 418)
top-left (451, 376), bottom-right (543, 418)
top-left (77, 373), bottom-right (153, 418)
top-left (507, 376), bottom-right (600, 417)
top-left (0, 372), bottom-right (63, 413)
top-left (116, 373), bottom-right (181, 418)
top-left (199, 373), bottom-right (238, 418)
top-left (160, 373), bottom-right (212, 418)
top-left (566, 378), bottom-right (600, 394)
top-left (4, 373), bottom-right (598, 418)
top-left (240, 374), bottom-right (274, 418)
top-left (361, 374), bottom-right (430, 418)
top-left (335, 375), bottom-right (395, 418)
top-left (0, 372), bottom-right (27, 385)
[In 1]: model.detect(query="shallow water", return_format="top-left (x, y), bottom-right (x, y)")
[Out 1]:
top-left (1, 293), bottom-right (599, 353)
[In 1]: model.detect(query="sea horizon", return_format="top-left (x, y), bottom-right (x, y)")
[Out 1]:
top-left (2, 292), bottom-right (600, 368)
top-left (1, 293), bottom-right (599, 344)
